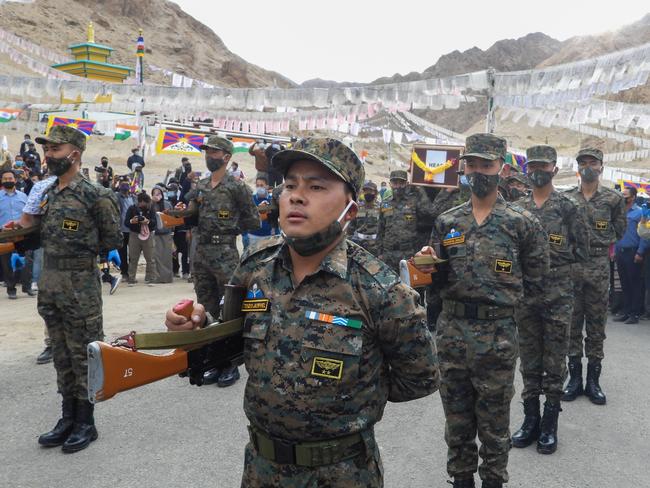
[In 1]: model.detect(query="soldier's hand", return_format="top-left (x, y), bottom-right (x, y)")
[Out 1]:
top-left (165, 303), bottom-right (206, 331)
top-left (412, 246), bottom-right (438, 273)
top-left (175, 202), bottom-right (186, 211)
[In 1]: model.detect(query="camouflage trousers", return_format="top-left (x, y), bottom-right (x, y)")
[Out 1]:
top-left (37, 268), bottom-right (103, 400)
top-left (192, 242), bottom-right (239, 318)
top-left (240, 436), bottom-right (383, 488)
top-left (570, 256), bottom-right (609, 360)
top-left (517, 271), bottom-right (574, 403)
top-left (436, 313), bottom-right (518, 483)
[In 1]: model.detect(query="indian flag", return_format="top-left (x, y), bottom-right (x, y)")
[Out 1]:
top-left (114, 123), bottom-right (139, 141)
top-left (232, 136), bottom-right (255, 154)
top-left (0, 108), bottom-right (21, 123)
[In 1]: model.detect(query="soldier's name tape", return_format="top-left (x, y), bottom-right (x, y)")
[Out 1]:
top-left (242, 299), bottom-right (270, 312)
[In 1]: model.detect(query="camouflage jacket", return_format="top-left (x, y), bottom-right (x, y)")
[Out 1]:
top-left (40, 173), bottom-right (122, 259)
top-left (377, 185), bottom-right (435, 254)
top-left (348, 199), bottom-right (381, 243)
top-left (565, 185), bottom-right (626, 253)
top-left (431, 186), bottom-right (472, 219)
top-left (230, 235), bottom-right (439, 441)
top-left (516, 190), bottom-right (590, 267)
top-left (433, 195), bottom-right (549, 307)
top-left (186, 174), bottom-right (260, 238)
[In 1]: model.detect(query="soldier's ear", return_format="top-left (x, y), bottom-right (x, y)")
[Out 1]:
top-left (344, 201), bottom-right (359, 222)
top-left (224, 153), bottom-right (232, 163)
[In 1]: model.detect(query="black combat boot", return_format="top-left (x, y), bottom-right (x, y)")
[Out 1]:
top-left (562, 356), bottom-right (583, 401)
top-left (38, 397), bottom-right (75, 447)
top-left (585, 360), bottom-right (606, 405)
top-left (481, 480), bottom-right (502, 488)
top-left (511, 396), bottom-right (540, 448)
top-left (62, 399), bottom-right (98, 453)
top-left (448, 477), bottom-right (475, 487)
top-left (537, 401), bottom-right (561, 454)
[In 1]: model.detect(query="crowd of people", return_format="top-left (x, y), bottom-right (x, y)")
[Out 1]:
top-left (0, 125), bottom-right (645, 487)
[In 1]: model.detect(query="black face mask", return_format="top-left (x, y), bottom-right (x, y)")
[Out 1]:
top-left (183, 164), bottom-right (192, 173)
top-left (101, 160), bottom-right (108, 167)
top-left (392, 187), bottom-right (406, 199)
top-left (282, 201), bottom-right (354, 256)
top-left (46, 153), bottom-right (74, 177)
top-left (466, 173), bottom-right (499, 198)
top-left (2, 181), bottom-right (16, 189)
top-left (206, 157), bottom-right (225, 172)
top-left (364, 193), bottom-right (376, 202)
top-left (579, 166), bottom-right (600, 183)
top-left (528, 170), bottom-right (554, 188)
top-left (508, 188), bottom-right (526, 200)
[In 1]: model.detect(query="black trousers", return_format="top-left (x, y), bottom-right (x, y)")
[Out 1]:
top-left (119, 232), bottom-right (130, 277)
top-left (0, 253), bottom-right (32, 293)
top-left (616, 248), bottom-right (645, 316)
top-left (172, 231), bottom-right (190, 275)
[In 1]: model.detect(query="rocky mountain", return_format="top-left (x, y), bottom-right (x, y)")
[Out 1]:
top-left (0, 0), bottom-right (296, 88)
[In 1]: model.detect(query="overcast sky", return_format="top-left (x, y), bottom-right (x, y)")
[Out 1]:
top-left (173, 0), bottom-right (649, 84)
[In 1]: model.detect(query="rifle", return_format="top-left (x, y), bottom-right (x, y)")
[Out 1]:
top-left (0, 223), bottom-right (40, 255)
top-left (87, 285), bottom-right (246, 404)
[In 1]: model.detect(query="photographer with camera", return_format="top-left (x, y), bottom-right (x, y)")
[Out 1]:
top-left (124, 191), bottom-right (157, 285)
top-left (95, 156), bottom-right (113, 189)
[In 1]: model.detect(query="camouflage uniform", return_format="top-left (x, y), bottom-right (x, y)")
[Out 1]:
top-left (515, 147), bottom-right (590, 403)
top-left (565, 160), bottom-right (626, 361)
top-left (186, 136), bottom-right (260, 317)
top-left (433, 134), bottom-right (549, 484)
top-left (231, 137), bottom-right (440, 487)
top-left (348, 182), bottom-right (381, 256)
top-left (377, 170), bottom-right (435, 272)
top-left (34, 127), bottom-right (122, 401)
top-left (425, 186), bottom-right (471, 330)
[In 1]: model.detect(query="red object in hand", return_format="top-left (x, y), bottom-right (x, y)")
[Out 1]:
top-left (173, 299), bottom-right (194, 320)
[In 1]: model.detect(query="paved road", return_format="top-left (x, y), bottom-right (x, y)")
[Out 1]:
top-left (1, 285), bottom-right (648, 487)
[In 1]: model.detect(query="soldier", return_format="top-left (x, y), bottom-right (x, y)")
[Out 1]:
top-left (505, 173), bottom-right (530, 201)
top-left (415, 133), bottom-right (549, 488)
top-left (348, 180), bottom-right (381, 255)
top-left (178, 135), bottom-right (260, 387)
top-left (377, 169), bottom-right (434, 273)
top-left (26, 126), bottom-right (122, 452)
top-left (563, 148), bottom-right (626, 405)
top-left (165, 137), bottom-right (439, 487)
top-left (424, 182), bottom-right (472, 329)
top-left (510, 145), bottom-right (589, 455)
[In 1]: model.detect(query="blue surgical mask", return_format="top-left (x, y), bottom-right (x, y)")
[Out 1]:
top-left (256, 187), bottom-right (268, 198)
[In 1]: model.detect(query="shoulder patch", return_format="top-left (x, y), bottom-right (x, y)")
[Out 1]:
top-left (240, 235), bottom-right (283, 263)
top-left (348, 240), bottom-right (399, 290)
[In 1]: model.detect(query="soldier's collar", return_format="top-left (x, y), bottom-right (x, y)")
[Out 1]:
top-left (463, 194), bottom-right (507, 215)
top-left (52, 172), bottom-right (84, 193)
top-left (278, 236), bottom-right (349, 281)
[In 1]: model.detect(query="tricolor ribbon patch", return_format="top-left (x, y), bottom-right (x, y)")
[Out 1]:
top-left (305, 310), bottom-right (362, 330)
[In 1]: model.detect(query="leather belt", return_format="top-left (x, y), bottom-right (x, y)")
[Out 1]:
top-left (248, 426), bottom-right (366, 467)
top-left (43, 255), bottom-right (96, 271)
top-left (199, 234), bottom-right (237, 245)
top-left (443, 300), bottom-right (514, 320)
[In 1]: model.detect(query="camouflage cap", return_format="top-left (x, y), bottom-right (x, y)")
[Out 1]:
top-left (506, 173), bottom-right (529, 186)
top-left (460, 133), bottom-right (507, 161)
top-left (271, 137), bottom-right (365, 198)
top-left (389, 170), bottom-right (408, 181)
top-left (576, 147), bottom-right (603, 162)
top-left (526, 145), bottom-right (557, 164)
top-left (35, 125), bottom-right (86, 151)
top-left (200, 135), bottom-right (234, 154)
top-left (362, 180), bottom-right (378, 191)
